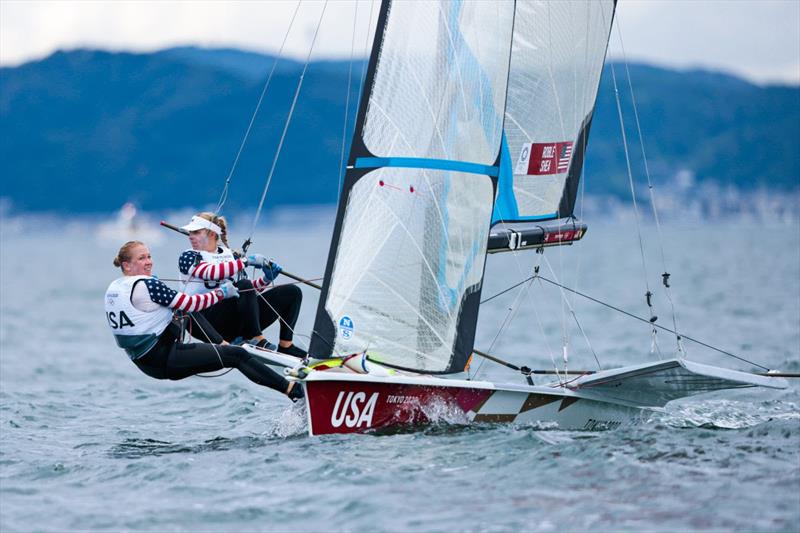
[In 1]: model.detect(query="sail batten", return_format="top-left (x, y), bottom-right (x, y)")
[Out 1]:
top-left (355, 157), bottom-right (499, 177)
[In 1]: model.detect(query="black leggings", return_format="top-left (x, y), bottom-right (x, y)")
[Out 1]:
top-left (134, 324), bottom-right (289, 394)
top-left (193, 281), bottom-right (302, 343)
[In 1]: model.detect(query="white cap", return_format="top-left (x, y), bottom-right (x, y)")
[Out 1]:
top-left (181, 215), bottom-right (222, 236)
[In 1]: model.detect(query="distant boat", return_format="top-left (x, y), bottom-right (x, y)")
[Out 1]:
top-left (96, 202), bottom-right (163, 244)
top-left (225, 0), bottom-right (792, 436)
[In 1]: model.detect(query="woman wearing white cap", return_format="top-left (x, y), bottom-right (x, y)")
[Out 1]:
top-left (105, 240), bottom-right (303, 401)
top-left (177, 212), bottom-right (306, 357)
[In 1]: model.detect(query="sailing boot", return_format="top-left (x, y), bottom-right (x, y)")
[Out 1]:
top-left (278, 343), bottom-right (307, 358)
top-left (247, 338), bottom-right (277, 350)
top-left (287, 382), bottom-right (305, 403)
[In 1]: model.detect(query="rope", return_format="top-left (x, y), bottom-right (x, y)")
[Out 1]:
top-left (247, 0), bottom-right (330, 241)
top-left (480, 275), bottom-right (536, 304)
top-left (609, 59), bottom-right (662, 358)
top-left (336, 0), bottom-right (359, 203)
top-left (247, 268), bottom-right (339, 358)
top-left (531, 275), bottom-right (564, 386)
top-left (615, 22), bottom-right (685, 357)
top-left (541, 256), bottom-right (602, 370)
top-left (483, 276), bottom-right (536, 372)
top-left (181, 311), bottom-right (233, 378)
top-left (154, 277), bottom-right (324, 287)
top-left (479, 269), bottom-right (772, 372)
top-left (535, 275), bottom-right (771, 371)
top-left (214, 0), bottom-right (303, 214)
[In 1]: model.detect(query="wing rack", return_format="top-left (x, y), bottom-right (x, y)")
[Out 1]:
top-left (487, 219), bottom-right (587, 253)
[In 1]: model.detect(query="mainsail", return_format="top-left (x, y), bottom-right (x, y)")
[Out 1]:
top-left (309, 0), bottom-right (515, 373)
top-left (493, 0), bottom-right (616, 223)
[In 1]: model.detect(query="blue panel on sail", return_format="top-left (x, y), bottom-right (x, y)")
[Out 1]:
top-left (491, 135), bottom-right (518, 223)
top-left (491, 135), bottom-right (557, 224)
top-left (355, 157), bottom-right (499, 177)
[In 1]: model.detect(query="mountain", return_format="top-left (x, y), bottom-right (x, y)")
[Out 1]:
top-left (589, 64), bottom-right (800, 198)
top-left (0, 47), bottom-right (798, 214)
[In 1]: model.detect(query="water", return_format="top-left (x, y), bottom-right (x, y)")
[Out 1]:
top-left (1, 214), bottom-right (799, 531)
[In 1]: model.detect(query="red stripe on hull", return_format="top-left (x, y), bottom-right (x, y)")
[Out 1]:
top-left (306, 380), bottom-right (493, 435)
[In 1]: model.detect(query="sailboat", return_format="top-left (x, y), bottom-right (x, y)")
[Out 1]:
top-left (97, 202), bottom-right (164, 244)
top-left (238, 0), bottom-right (788, 435)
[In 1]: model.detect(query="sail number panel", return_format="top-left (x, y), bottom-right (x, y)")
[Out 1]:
top-left (515, 142), bottom-right (574, 176)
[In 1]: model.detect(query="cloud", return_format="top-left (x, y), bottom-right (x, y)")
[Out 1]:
top-left (2, 0), bottom-right (798, 84)
top-left (1, 1), bottom-right (376, 64)
top-left (612, 0), bottom-right (800, 84)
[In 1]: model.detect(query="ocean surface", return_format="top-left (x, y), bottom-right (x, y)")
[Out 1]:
top-left (1, 212), bottom-right (798, 532)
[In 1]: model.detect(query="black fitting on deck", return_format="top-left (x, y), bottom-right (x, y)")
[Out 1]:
top-left (520, 365), bottom-right (534, 386)
top-left (646, 291), bottom-right (657, 322)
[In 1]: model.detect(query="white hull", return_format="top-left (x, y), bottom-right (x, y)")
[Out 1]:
top-left (244, 347), bottom-right (785, 436)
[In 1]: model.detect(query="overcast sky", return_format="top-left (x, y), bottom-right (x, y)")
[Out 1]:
top-left (1, 0), bottom-right (798, 85)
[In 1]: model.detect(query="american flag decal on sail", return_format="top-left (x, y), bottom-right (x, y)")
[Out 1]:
top-left (557, 143), bottom-right (573, 172)
top-left (515, 141), bottom-right (574, 176)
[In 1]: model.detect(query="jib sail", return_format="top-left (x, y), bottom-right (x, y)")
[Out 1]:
top-left (493, 0), bottom-right (617, 224)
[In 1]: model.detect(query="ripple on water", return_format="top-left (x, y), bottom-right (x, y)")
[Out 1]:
top-left (1, 224), bottom-right (798, 531)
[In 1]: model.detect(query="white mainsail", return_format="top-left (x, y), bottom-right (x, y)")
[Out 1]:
top-left (309, 0), bottom-right (515, 373)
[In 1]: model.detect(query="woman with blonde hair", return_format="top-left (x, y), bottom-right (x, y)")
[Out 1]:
top-left (105, 240), bottom-right (303, 401)
top-left (177, 212), bottom-right (306, 357)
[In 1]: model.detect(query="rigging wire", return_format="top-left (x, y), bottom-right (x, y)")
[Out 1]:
top-left (362, 4), bottom-right (377, 90)
top-left (573, 0), bottom-right (594, 335)
top-left (214, 0), bottom-right (304, 214)
top-left (541, 256), bottom-right (602, 370)
top-left (483, 276), bottom-right (536, 369)
top-left (467, 4), bottom-right (529, 381)
top-left (615, 21), bottom-right (685, 357)
top-left (247, 0), bottom-right (330, 243)
top-left (479, 271), bottom-right (772, 371)
top-left (544, 1), bottom-right (572, 373)
top-left (181, 311), bottom-right (234, 378)
top-left (246, 267), bottom-right (342, 357)
top-left (535, 275), bottom-right (771, 371)
top-left (608, 59), bottom-right (663, 358)
top-left (531, 275), bottom-right (565, 386)
top-left (336, 0), bottom-right (360, 203)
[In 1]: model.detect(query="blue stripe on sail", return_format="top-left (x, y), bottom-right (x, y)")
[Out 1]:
top-left (354, 157), bottom-right (499, 177)
top-left (491, 134), bottom-right (518, 224)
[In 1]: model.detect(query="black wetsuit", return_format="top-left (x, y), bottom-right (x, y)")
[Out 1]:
top-left (134, 322), bottom-right (289, 393)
